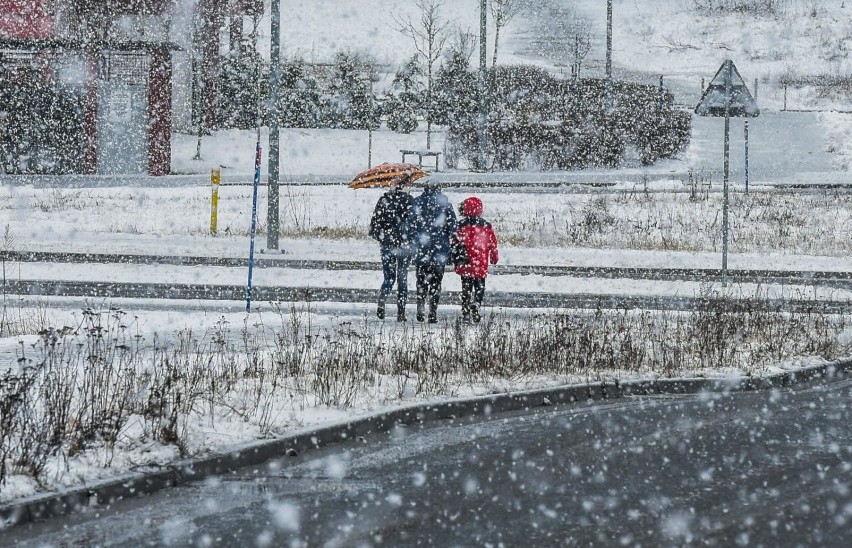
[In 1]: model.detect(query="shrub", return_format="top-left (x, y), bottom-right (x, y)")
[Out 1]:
top-left (218, 44), bottom-right (267, 130)
top-left (446, 68), bottom-right (691, 171)
top-left (0, 71), bottom-right (84, 175)
top-left (384, 93), bottom-right (421, 134)
top-left (691, 0), bottom-right (788, 15)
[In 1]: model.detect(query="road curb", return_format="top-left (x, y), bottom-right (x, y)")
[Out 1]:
top-left (3, 358), bottom-right (851, 529)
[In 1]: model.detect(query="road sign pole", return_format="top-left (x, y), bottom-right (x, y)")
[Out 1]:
top-left (722, 60), bottom-right (731, 287)
top-left (695, 58), bottom-right (759, 287)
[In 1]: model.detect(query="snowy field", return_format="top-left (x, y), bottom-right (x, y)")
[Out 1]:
top-left (5, 0), bottom-right (852, 508)
top-left (6, 176), bottom-right (852, 503)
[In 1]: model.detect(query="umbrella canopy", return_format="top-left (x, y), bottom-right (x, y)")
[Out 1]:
top-left (348, 162), bottom-right (428, 189)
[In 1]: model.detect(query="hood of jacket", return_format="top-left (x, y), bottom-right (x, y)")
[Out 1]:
top-left (462, 196), bottom-right (483, 217)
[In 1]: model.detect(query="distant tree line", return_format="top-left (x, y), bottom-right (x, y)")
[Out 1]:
top-left (216, 46), bottom-right (690, 170)
top-left (0, 45), bottom-right (690, 174)
top-left (215, 47), bottom-right (456, 135)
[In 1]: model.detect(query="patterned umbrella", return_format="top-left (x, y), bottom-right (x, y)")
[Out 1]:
top-left (348, 162), bottom-right (428, 189)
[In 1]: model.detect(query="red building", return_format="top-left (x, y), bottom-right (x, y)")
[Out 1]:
top-left (0, 0), bottom-right (54, 39)
top-left (0, 0), bottom-right (261, 176)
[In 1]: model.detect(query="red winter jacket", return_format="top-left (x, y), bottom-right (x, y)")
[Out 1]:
top-left (454, 197), bottom-right (498, 279)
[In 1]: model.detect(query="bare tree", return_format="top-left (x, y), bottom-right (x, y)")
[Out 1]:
top-left (527, 0), bottom-right (590, 76)
top-left (394, 0), bottom-right (452, 150)
top-left (490, 0), bottom-right (522, 67)
top-left (569, 19), bottom-right (592, 81)
top-left (448, 27), bottom-right (478, 64)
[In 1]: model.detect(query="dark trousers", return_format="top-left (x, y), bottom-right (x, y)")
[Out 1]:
top-left (415, 263), bottom-right (445, 316)
top-left (461, 277), bottom-right (486, 320)
top-left (379, 247), bottom-right (410, 312)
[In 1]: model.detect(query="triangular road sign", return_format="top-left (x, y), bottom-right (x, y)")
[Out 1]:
top-left (695, 60), bottom-right (759, 117)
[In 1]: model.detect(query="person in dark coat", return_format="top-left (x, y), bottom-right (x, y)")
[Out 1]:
top-left (454, 196), bottom-right (499, 323)
top-left (406, 181), bottom-right (457, 323)
top-left (369, 178), bottom-right (413, 321)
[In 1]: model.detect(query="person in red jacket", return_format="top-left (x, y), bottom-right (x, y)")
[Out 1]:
top-left (454, 196), bottom-right (499, 323)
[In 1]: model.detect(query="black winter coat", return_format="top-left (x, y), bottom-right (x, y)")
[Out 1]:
top-left (405, 188), bottom-right (457, 266)
top-left (369, 189), bottom-right (413, 249)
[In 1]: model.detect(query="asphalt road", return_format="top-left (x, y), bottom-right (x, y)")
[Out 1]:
top-left (6, 250), bottom-right (852, 314)
top-left (8, 250), bottom-right (852, 283)
top-left (7, 278), bottom-right (852, 315)
top-left (6, 376), bottom-right (852, 546)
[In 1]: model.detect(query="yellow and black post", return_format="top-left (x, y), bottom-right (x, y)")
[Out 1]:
top-left (210, 168), bottom-right (220, 235)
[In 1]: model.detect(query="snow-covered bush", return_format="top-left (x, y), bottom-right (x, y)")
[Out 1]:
top-left (383, 57), bottom-right (424, 134)
top-left (431, 43), bottom-right (478, 129)
top-left (274, 60), bottom-right (324, 129)
top-left (691, 0), bottom-right (788, 15)
top-left (0, 69), bottom-right (84, 175)
top-left (323, 51), bottom-right (379, 130)
top-left (218, 43), bottom-right (267, 130)
top-left (445, 66), bottom-right (691, 171)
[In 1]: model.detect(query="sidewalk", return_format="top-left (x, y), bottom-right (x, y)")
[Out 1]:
top-left (8, 244), bottom-right (852, 305)
top-left (9, 233), bottom-right (852, 273)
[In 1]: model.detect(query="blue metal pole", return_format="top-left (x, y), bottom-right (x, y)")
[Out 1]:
top-left (247, 142), bottom-right (262, 312)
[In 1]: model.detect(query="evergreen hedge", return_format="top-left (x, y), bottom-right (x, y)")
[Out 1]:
top-left (446, 67), bottom-right (692, 170)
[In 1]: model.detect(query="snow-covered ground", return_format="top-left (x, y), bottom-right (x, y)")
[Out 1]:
top-left (4, 0), bottom-right (852, 507)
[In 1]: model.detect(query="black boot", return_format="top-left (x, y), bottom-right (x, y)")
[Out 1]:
top-left (397, 308), bottom-right (407, 322)
top-left (427, 294), bottom-right (439, 324)
top-left (377, 299), bottom-right (386, 320)
top-left (416, 300), bottom-right (425, 323)
top-left (461, 296), bottom-right (471, 324)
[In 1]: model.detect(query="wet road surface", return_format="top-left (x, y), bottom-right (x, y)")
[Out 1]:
top-left (7, 376), bottom-right (852, 546)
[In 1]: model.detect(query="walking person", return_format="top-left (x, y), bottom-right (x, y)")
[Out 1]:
top-left (369, 178), bottom-right (413, 321)
top-left (406, 181), bottom-right (457, 323)
top-left (454, 196), bottom-right (499, 323)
